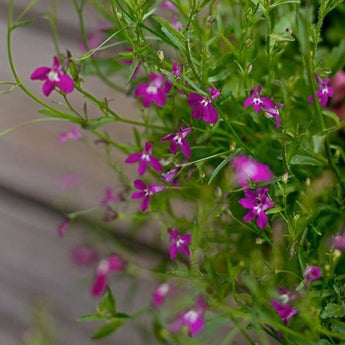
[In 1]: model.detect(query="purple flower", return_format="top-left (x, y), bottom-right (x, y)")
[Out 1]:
top-left (161, 1), bottom-right (178, 11)
top-left (239, 188), bottom-right (275, 229)
top-left (243, 85), bottom-right (274, 112)
top-left (152, 283), bottom-right (171, 308)
top-left (131, 180), bottom-right (165, 212)
top-left (332, 230), bottom-right (345, 250)
top-left (30, 56), bottom-right (74, 96)
top-left (70, 245), bottom-right (99, 267)
top-left (171, 15), bottom-right (183, 31)
top-left (161, 126), bottom-right (192, 158)
top-left (170, 297), bottom-right (207, 337)
top-left (262, 102), bottom-right (284, 128)
top-left (57, 219), bottom-right (69, 237)
top-left (168, 229), bottom-right (191, 260)
top-left (57, 124), bottom-right (82, 144)
top-left (308, 75), bottom-right (334, 107)
top-left (162, 166), bottom-right (181, 185)
top-left (125, 142), bottom-right (162, 175)
top-left (172, 61), bottom-right (182, 79)
top-left (188, 88), bottom-right (220, 124)
top-left (134, 73), bottom-right (171, 107)
top-left (303, 265), bottom-right (322, 286)
top-left (100, 187), bottom-right (122, 206)
top-left (272, 289), bottom-right (298, 325)
top-left (232, 155), bottom-right (273, 186)
top-left (91, 254), bottom-right (126, 297)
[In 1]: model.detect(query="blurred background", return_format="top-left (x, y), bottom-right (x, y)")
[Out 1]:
top-left (0, 1), bottom-right (161, 344)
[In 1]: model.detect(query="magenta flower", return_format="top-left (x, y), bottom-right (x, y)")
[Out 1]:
top-left (57, 219), bottom-right (69, 237)
top-left (91, 254), bottom-right (126, 297)
top-left (30, 56), bottom-right (74, 96)
top-left (152, 283), bottom-right (171, 308)
top-left (239, 188), bottom-right (275, 229)
top-left (330, 71), bottom-right (345, 104)
top-left (170, 297), bottom-right (207, 337)
top-left (243, 85), bottom-right (274, 112)
top-left (70, 245), bottom-right (99, 267)
top-left (131, 179), bottom-right (165, 212)
top-left (303, 265), bottom-right (322, 286)
top-left (272, 288), bottom-right (298, 325)
top-left (308, 75), bottom-right (334, 107)
top-left (134, 73), bottom-right (171, 107)
top-left (168, 229), bottom-right (191, 260)
top-left (57, 125), bottom-right (82, 145)
top-left (332, 230), bottom-right (345, 250)
top-left (262, 102), bottom-right (284, 128)
top-left (161, 126), bottom-right (192, 158)
top-left (232, 155), bottom-right (273, 186)
top-left (100, 187), bottom-right (122, 206)
top-left (188, 88), bottom-right (220, 124)
top-left (125, 142), bottom-right (162, 175)
top-left (172, 61), bottom-right (183, 79)
top-left (162, 166), bottom-right (181, 185)
top-left (161, 1), bottom-right (178, 11)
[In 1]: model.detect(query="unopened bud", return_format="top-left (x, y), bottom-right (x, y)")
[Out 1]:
top-left (305, 177), bottom-right (311, 187)
top-left (157, 50), bottom-right (164, 62)
top-left (256, 237), bottom-right (263, 244)
top-left (293, 214), bottom-right (300, 222)
top-left (247, 64), bottom-right (252, 74)
top-left (282, 172), bottom-right (289, 184)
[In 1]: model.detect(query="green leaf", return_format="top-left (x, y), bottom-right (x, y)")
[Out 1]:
top-left (132, 127), bottom-right (142, 148)
top-left (151, 16), bottom-right (185, 53)
top-left (320, 303), bottom-right (345, 319)
top-left (77, 313), bottom-right (103, 322)
top-left (91, 319), bottom-right (127, 339)
top-left (331, 320), bottom-right (345, 335)
top-left (296, 11), bottom-right (310, 57)
top-left (269, 0), bottom-right (300, 9)
top-left (312, 135), bottom-right (326, 154)
top-left (208, 153), bottom-right (235, 185)
top-left (265, 207), bottom-right (283, 215)
top-left (326, 39), bottom-right (345, 75)
top-left (85, 116), bottom-right (116, 130)
top-left (323, 109), bottom-right (341, 126)
top-left (290, 154), bottom-right (324, 166)
top-left (98, 287), bottom-right (116, 315)
top-left (39, 108), bottom-right (81, 122)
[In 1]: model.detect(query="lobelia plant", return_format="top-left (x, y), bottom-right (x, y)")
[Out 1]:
top-left (3, 0), bottom-right (345, 344)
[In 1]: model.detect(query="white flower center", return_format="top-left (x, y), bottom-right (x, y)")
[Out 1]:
top-left (173, 134), bottom-right (182, 144)
top-left (147, 85), bottom-right (158, 94)
top-left (142, 153), bottom-right (150, 161)
top-left (157, 283), bottom-right (169, 295)
top-left (184, 310), bottom-right (199, 323)
top-left (201, 98), bottom-right (209, 107)
top-left (176, 238), bottom-right (184, 247)
top-left (48, 70), bottom-right (60, 82)
top-left (242, 162), bottom-right (257, 178)
top-left (253, 97), bottom-right (262, 105)
top-left (98, 260), bottom-right (109, 274)
top-left (322, 87), bottom-right (328, 94)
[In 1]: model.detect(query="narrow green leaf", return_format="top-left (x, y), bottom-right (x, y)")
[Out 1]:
top-left (92, 319), bottom-right (127, 339)
top-left (77, 313), bottom-right (102, 322)
top-left (98, 287), bottom-right (116, 315)
top-left (290, 154), bottom-right (324, 166)
top-left (208, 154), bottom-right (234, 185)
top-left (152, 16), bottom-right (185, 52)
top-left (326, 39), bottom-right (345, 75)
